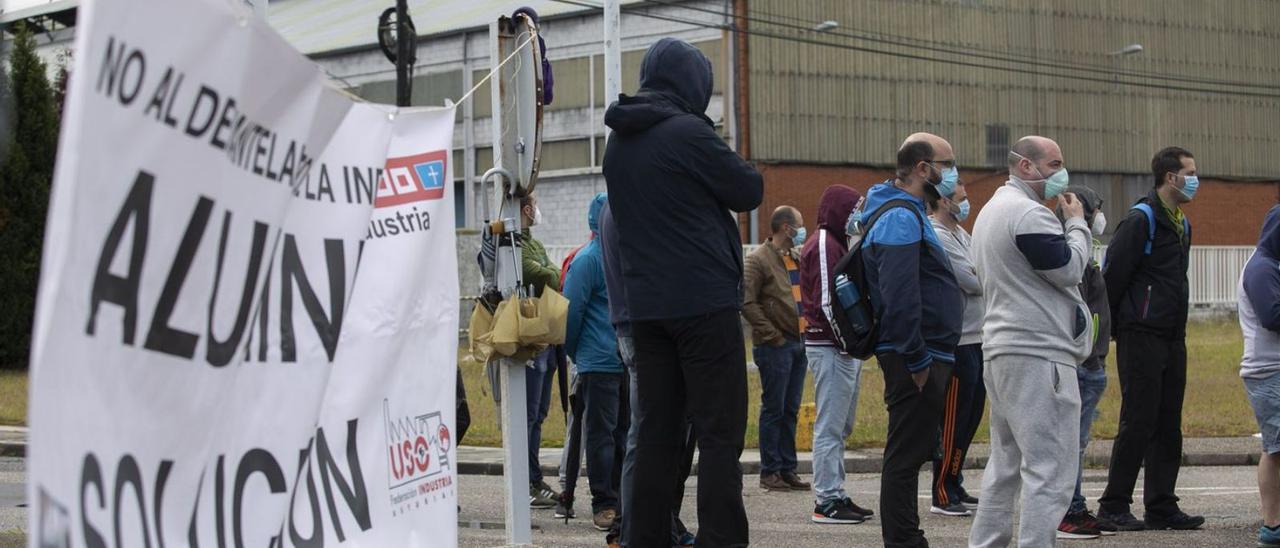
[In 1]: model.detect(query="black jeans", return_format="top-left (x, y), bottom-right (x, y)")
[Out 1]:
top-left (879, 353), bottom-right (952, 548)
top-left (1100, 330), bottom-right (1187, 517)
top-left (624, 309), bottom-right (748, 548)
top-left (581, 372), bottom-right (628, 513)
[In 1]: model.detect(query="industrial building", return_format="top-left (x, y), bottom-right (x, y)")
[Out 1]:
top-left (5, 0), bottom-right (1278, 253)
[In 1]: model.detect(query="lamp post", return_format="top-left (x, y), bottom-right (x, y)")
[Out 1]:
top-left (1107, 43), bottom-right (1144, 88)
top-left (377, 1), bottom-right (417, 107)
top-left (812, 20), bottom-right (839, 32)
top-left (1107, 43), bottom-right (1144, 56)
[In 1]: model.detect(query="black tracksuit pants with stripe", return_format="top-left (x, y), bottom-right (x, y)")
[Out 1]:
top-left (932, 343), bottom-right (986, 507)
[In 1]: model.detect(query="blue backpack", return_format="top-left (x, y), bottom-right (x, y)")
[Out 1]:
top-left (1131, 202), bottom-right (1190, 255)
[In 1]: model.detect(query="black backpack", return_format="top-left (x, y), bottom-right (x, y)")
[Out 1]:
top-left (828, 199), bottom-right (924, 359)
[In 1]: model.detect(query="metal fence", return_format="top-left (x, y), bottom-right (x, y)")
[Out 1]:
top-left (541, 244), bottom-right (1255, 309)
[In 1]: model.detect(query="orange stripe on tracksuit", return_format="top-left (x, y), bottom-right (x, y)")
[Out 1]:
top-left (935, 376), bottom-right (960, 506)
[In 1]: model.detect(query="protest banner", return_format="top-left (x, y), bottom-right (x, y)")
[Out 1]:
top-left (27, 0), bottom-right (460, 545)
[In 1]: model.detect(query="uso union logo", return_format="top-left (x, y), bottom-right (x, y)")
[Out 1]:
top-left (383, 399), bottom-right (454, 516)
top-left (375, 151), bottom-right (448, 208)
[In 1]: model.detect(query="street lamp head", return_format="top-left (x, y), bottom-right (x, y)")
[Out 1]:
top-left (1108, 43), bottom-right (1144, 56)
top-left (813, 20), bottom-right (839, 32)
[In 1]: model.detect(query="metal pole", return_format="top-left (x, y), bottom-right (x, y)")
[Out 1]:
top-left (603, 0), bottom-right (621, 142)
top-left (463, 35), bottom-right (477, 228)
top-left (395, 0), bottom-right (412, 107)
top-left (490, 20), bottom-right (533, 546)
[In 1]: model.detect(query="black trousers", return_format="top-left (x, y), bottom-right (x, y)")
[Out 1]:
top-left (1100, 330), bottom-right (1187, 517)
top-left (456, 367), bottom-right (471, 446)
top-left (879, 353), bottom-right (952, 548)
top-left (624, 309), bottom-right (748, 548)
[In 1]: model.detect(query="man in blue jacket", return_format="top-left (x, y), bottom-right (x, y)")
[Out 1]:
top-left (1239, 205), bottom-right (1280, 548)
top-left (564, 193), bottom-right (628, 532)
top-left (604, 37), bottom-right (763, 547)
top-left (863, 133), bottom-right (963, 548)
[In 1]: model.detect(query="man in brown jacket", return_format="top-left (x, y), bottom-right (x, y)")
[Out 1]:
top-left (743, 205), bottom-right (812, 492)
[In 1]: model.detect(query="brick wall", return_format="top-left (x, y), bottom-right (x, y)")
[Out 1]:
top-left (520, 172), bottom-right (607, 247)
top-left (757, 163), bottom-right (1279, 246)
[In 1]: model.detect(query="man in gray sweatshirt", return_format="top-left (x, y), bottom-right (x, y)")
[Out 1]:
top-left (969, 136), bottom-right (1093, 547)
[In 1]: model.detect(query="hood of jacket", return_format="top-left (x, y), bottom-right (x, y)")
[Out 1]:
top-left (604, 38), bottom-right (714, 136)
top-left (1057, 184), bottom-right (1103, 226)
top-left (588, 192), bottom-right (607, 234)
top-left (1258, 204), bottom-right (1280, 260)
top-left (863, 181), bottom-right (925, 221)
top-left (816, 185), bottom-right (863, 232)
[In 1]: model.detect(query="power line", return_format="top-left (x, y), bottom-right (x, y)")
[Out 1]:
top-left (549, 0), bottom-right (1280, 99)
top-left (643, 0), bottom-right (1280, 92)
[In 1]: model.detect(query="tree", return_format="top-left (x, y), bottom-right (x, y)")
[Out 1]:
top-left (0, 22), bottom-right (60, 369)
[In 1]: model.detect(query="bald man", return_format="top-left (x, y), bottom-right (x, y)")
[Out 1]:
top-left (862, 133), bottom-right (964, 547)
top-left (742, 205), bottom-right (812, 493)
top-left (969, 136), bottom-right (1095, 546)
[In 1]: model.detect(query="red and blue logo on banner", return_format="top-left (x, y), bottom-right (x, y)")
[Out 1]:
top-left (376, 150), bottom-right (448, 208)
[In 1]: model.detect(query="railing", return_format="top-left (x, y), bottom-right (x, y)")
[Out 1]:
top-left (544, 245), bottom-right (578, 270)
top-left (1188, 246), bottom-right (1254, 307)
top-left (531, 244), bottom-right (1256, 309)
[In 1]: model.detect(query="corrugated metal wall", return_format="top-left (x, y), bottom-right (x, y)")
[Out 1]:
top-left (747, 0), bottom-right (1280, 178)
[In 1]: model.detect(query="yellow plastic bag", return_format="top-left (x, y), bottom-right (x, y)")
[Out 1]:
top-left (517, 297), bottom-right (550, 341)
top-left (537, 288), bottom-right (570, 345)
top-left (488, 298), bottom-right (520, 357)
top-left (467, 301), bottom-right (496, 363)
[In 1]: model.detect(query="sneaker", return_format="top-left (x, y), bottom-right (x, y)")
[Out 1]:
top-left (929, 502), bottom-right (973, 517)
top-left (1079, 509), bottom-right (1117, 536)
top-left (1145, 510), bottom-right (1205, 531)
top-left (960, 494), bottom-right (979, 505)
top-left (1057, 512), bottom-right (1102, 540)
top-left (781, 471), bottom-right (812, 491)
top-left (1097, 509), bottom-right (1146, 531)
top-left (593, 508), bottom-right (618, 531)
top-left (841, 497), bottom-right (875, 518)
top-left (529, 481), bottom-right (559, 509)
top-left (760, 473), bottom-right (792, 492)
top-left (1258, 524), bottom-right (1280, 547)
top-left (675, 531), bottom-right (696, 546)
top-left (553, 493), bottom-right (575, 519)
top-left (605, 518), bottom-right (622, 548)
top-left (811, 499), bottom-right (866, 524)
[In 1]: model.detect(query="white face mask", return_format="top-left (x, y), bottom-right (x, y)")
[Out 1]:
top-left (1091, 211), bottom-right (1107, 236)
top-left (527, 206), bottom-right (543, 227)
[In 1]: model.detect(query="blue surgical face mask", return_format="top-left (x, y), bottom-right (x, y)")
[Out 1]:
top-left (1043, 168), bottom-right (1070, 199)
top-left (1011, 151), bottom-right (1069, 199)
top-left (1179, 175), bottom-right (1200, 200)
top-left (953, 199), bottom-right (971, 222)
top-left (791, 226), bottom-right (807, 247)
top-left (929, 163), bottom-right (959, 198)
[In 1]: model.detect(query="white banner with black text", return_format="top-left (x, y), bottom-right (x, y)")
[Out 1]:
top-left (28, 0), bottom-right (459, 545)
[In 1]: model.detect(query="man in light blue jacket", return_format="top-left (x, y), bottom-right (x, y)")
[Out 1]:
top-left (564, 193), bottom-right (627, 531)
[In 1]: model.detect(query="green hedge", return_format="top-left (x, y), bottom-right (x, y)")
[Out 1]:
top-left (0, 23), bottom-right (60, 369)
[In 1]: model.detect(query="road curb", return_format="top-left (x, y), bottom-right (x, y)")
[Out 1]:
top-left (467, 450), bottom-right (1262, 478)
top-left (2, 439), bottom-right (1260, 473)
top-left (0, 441), bottom-right (26, 458)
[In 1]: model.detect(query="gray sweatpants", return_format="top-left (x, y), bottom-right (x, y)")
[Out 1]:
top-left (969, 355), bottom-right (1081, 548)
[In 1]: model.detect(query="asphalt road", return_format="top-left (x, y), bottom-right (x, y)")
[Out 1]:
top-left (0, 457), bottom-right (1265, 547)
top-left (458, 466), bottom-right (1263, 547)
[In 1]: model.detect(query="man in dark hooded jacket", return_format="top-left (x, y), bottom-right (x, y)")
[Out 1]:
top-left (603, 38), bottom-right (763, 548)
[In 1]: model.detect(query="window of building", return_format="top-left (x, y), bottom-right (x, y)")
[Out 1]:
top-left (985, 124), bottom-right (1010, 167)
